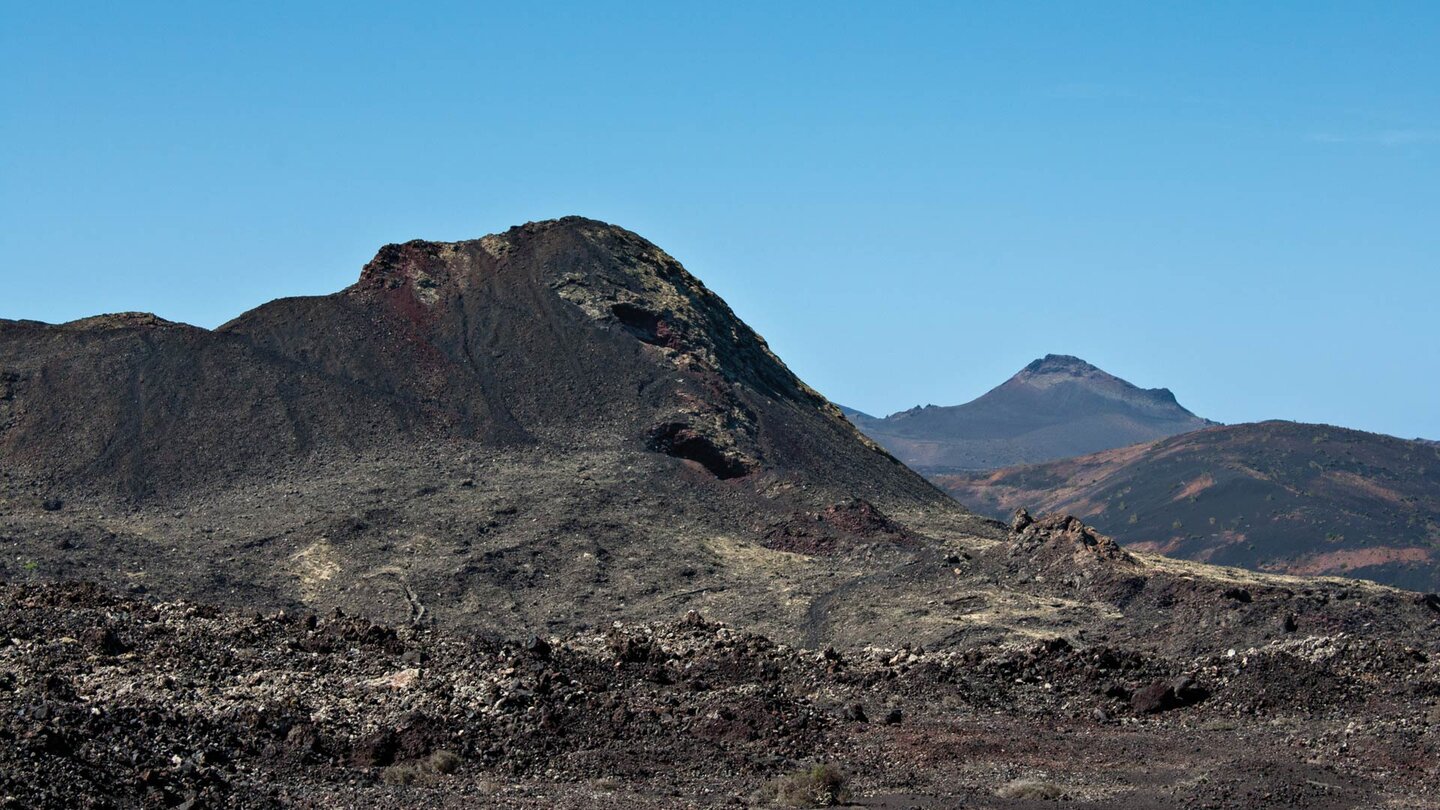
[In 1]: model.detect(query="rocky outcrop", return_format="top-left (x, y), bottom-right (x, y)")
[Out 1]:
top-left (1006, 510), bottom-right (1135, 575)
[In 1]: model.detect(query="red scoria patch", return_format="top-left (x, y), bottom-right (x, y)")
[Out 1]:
top-left (759, 499), bottom-right (917, 555)
top-left (1271, 546), bottom-right (1433, 576)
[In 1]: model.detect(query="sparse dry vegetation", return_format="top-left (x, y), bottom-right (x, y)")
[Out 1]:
top-left (754, 764), bottom-right (851, 807)
top-left (380, 750), bottom-right (462, 785)
top-left (997, 777), bottom-right (1064, 800)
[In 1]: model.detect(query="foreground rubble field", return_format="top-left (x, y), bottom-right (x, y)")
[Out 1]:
top-left (3, 582), bottom-right (1439, 809)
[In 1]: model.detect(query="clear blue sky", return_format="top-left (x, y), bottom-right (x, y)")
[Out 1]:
top-left (3, 2), bottom-right (1437, 438)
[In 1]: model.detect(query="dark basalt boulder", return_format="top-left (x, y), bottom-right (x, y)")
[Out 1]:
top-left (1131, 676), bottom-right (1209, 714)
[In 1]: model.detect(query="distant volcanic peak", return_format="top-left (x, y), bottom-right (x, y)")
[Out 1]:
top-left (1005, 355), bottom-right (1121, 396)
top-left (1011, 355), bottom-right (1146, 392)
top-left (1009, 354), bottom-right (1192, 407)
top-left (1018, 354), bottom-right (1106, 378)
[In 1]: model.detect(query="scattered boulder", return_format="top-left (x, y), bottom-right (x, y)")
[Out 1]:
top-left (81, 627), bottom-right (129, 656)
top-left (524, 634), bottom-right (552, 660)
top-left (1011, 508), bottom-right (1034, 533)
top-left (609, 634), bottom-right (654, 664)
top-left (679, 609), bottom-right (713, 630)
top-left (1131, 676), bottom-right (1208, 714)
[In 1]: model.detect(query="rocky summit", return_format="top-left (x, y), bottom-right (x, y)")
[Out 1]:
top-left (843, 354), bottom-right (1214, 472)
top-left (2, 219), bottom-right (1440, 807)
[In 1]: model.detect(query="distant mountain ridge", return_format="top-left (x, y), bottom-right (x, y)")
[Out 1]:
top-left (842, 354), bottom-right (1215, 471)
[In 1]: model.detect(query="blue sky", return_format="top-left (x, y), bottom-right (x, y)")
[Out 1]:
top-left (3, 2), bottom-right (1437, 438)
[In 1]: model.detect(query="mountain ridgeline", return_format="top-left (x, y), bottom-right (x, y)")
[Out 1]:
top-left (842, 354), bottom-right (1215, 472)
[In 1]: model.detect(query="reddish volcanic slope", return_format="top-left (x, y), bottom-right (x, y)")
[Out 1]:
top-left (937, 420), bottom-right (1440, 590)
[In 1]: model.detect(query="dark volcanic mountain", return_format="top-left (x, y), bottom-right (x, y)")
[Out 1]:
top-left (2, 220), bottom-right (927, 503)
top-left (843, 354), bottom-right (1214, 472)
top-left (0, 217), bottom-right (1000, 645)
top-left (937, 420), bottom-right (1440, 590)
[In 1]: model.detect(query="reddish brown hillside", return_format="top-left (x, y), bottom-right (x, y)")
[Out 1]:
top-left (937, 421), bottom-right (1440, 590)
